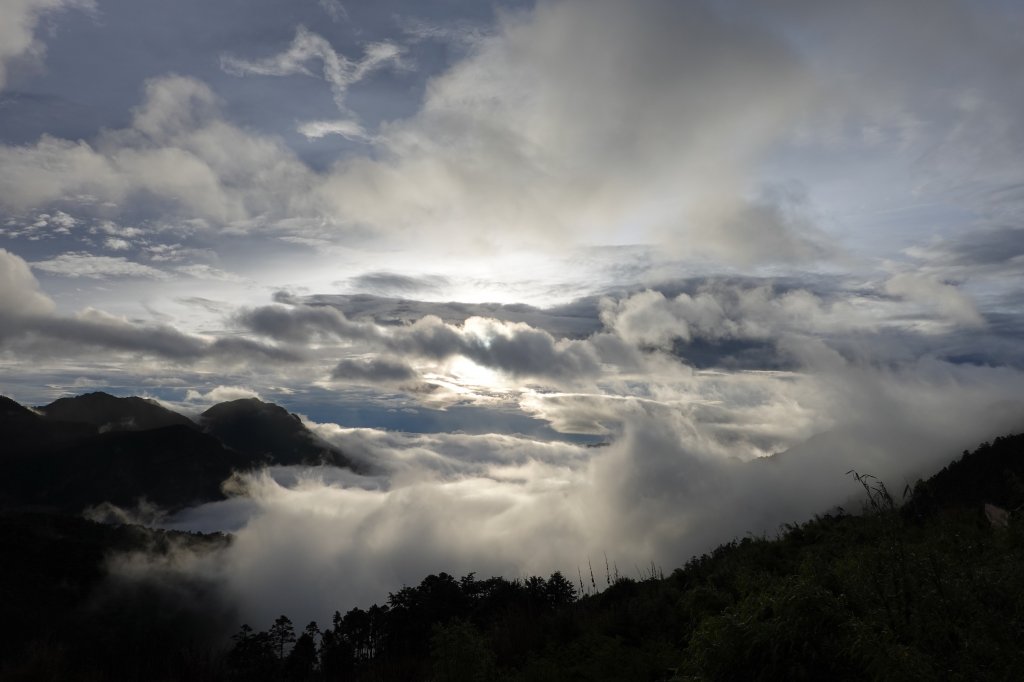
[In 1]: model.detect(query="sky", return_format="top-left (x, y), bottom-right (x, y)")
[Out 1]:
top-left (2, 0), bottom-right (1024, 625)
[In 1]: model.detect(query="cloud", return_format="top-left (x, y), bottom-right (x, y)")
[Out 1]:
top-left (684, 184), bottom-right (835, 265)
top-left (31, 253), bottom-right (168, 279)
top-left (317, 0), bottom-right (824, 262)
top-left (162, 352), bottom-right (1024, 626)
top-left (330, 356), bottom-right (418, 384)
top-left (221, 25), bottom-right (404, 134)
top-left (0, 247), bottom-right (56, 317)
top-left (184, 385), bottom-right (262, 404)
top-left (236, 303), bottom-right (377, 344)
top-left (0, 0), bottom-right (94, 92)
top-left (318, 0), bottom-right (347, 23)
top-left (345, 272), bottom-right (450, 296)
top-left (103, 237), bottom-right (131, 251)
top-left (884, 273), bottom-right (985, 328)
top-left (0, 249), bottom-right (301, 365)
top-left (92, 220), bottom-right (144, 239)
top-left (174, 263), bottom-right (245, 282)
top-left (0, 210), bottom-right (81, 239)
top-left (0, 0), bottom-right (1020, 270)
top-left (0, 75), bottom-right (317, 227)
top-left (907, 226), bottom-right (1024, 273)
top-left (598, 284), bottom-right (872, 351)
top-left (237, 302), bottom-right (603, 382)
top-left (298, 292), bottom-right (604, 339)
top-left (232, 269), bottom-right (1019, 390)
top-left (399, 16), bottom-right (489, 50)
top-left (297, 119), bottom-right (368, 140)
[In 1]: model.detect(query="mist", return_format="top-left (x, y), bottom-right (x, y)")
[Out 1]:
top-left (150, 354), bottom-right (1024, 627)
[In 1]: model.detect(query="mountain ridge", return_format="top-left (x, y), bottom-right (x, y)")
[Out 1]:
top-left (0, 392), bottom-right (359, 513)
top-left (38, 391), bottom-right (196, 432)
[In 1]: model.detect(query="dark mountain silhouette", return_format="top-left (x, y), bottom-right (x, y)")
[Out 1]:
top-left (6, 425), bottom-right (259, 512)
top-left (201, 397), bottom-right (360, 470)
top-left (1, 395), bottom-right (98, 457)
top-left (1, 395), bottom-right (37, 420)
top-left (0, 511), bottom-right (232, 681)
top-left (38, 391), bottom-right (195, 432)
top-left (904, 433), bottom-right (1024, 517)
top-left (0, 392), bottom-right (360, 513)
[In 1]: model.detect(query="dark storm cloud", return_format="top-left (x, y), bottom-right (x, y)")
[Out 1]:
top-left (916, 226), bottom-right (1024, 269)
top-left (17, 314), bottom-right (303, 364)
top-left (0, 249), bottom-right (300, 365)
top-left (235, 304), bottom-right (378, 343)
top-left (373, 315), bottom-right (603, 380)
top-left (238, 300), bottom-right (603, 381)
top-left (299, 272), bottom-right (856, 341)
top-left (331, 356), bottom-right (418, 383)
top-left (236, 264), bottom-right (1024, 377)
top-left (670, 337), bottom-right (796, 371)
top-left (294, 293), bottom-right (604, 338)
top-left (345, 271), bottom-right (450, 295)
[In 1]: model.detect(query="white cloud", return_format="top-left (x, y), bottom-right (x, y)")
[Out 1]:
top-left (92, 220), bottom-right (144, 238)
top-left (104, 237), bottom-right (131, 251)
top-left (297, 118), bottom-right (368, 140)
top-left (318, 0), bottom-right (822, 262)
top-left (0, 247), bottom-right (56, 318)
top-left (221, 26), bottom-right (403, 115)
top-left (317, 0), bottom-right (347, 23)
top-left (184, 385), bottom-right (261, 403)
top-left (162, 353), bottom-right (1024, 626)
top-left (31, 252), bottom-right (168, 279)
top-left (174, 263), bottom-right (246, 282)
top-left (0, 76), bottom-right (318, 227)
top-left (884, 272), bottom-right (985, 328)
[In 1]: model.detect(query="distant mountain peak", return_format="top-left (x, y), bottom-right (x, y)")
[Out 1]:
top-left (202, 397), bottom-right (299, 419)
top-left (1, 395), bottom-right (40, 420)
top-left (200, 397), bottom-right (355, 469)
top-left (0, 391), bottom-right (362, 512)
top-left (38, 392), bottom-right (195, 433)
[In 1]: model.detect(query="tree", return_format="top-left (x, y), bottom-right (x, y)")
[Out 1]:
top-left (285, 621), bottom-right (319, 681)
top-left (546, 571), bottom-right (577, 607)
top-left (227, 623), bottom-right (276, 680)
top-left (269, 615), bottom-right (296, 660)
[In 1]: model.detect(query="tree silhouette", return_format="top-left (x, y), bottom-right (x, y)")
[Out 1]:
top-left (269, 615), bottom-right (296, 660)
top-left (546, 571), bottom-right (577, 607)
top-left (285, 621), bottom-right (319, 680)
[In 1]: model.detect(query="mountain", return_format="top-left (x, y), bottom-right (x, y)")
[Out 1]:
top-left (904, 433), bottom-right (1024, 518)
top-left (200, 397), bottom-right (360, 470)
top-left (38, 391), bottom-right (195, 432)
top-left (0, 511), bottom-right (232, 681)
top-left (9, 425), bottom-right (260, 512)
top-left (1, 395), bottom-right (98, 458)
top-left (0, 392), bottom-right (360, 513)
